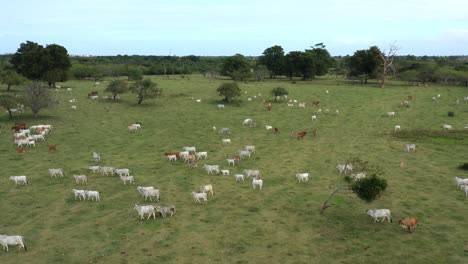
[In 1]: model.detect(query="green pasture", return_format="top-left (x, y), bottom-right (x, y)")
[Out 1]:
top-left (0, 75), bottom-right (467, 263)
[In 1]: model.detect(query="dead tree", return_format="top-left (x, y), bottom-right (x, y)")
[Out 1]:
top-left (379, 42), bottom-right (399, 88)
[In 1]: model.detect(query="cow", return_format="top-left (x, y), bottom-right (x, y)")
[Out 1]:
top-left (48, 145), bottom-right (57, 151)
top-left (399, 217), bottom-right (419, 233)
top-left (0, 235), bottom-right (27, 251)
top-left (294, 131), bottom-right (307, 140)
top-left (312, 100), bottom-right (320, 106)
top-left (267, 103), bottom-right (272, 111)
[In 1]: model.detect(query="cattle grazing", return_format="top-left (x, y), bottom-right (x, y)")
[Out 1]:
top-left (454, 177), bottom-right (468, 188)
top-left (274, 127), bottom-right (280, 134)
top-left (89, 166), bottom-right (100, 173)
top-left (460, 185), bottom-right (468, 199)
top-left (49, 168), bottom-right (64, 178)
top-left (71, 105), bottom-right (77, 110)
top-left (265, 125), bottom-right (273, 130)
top-left (128, 125), bottom-right (139, 132)
top-left (200, 184), bottom-right (214, 196)
top-left (73, 175), bottom-right (88, 185)
top-left (195, 151), bottom-right (208, 160)
top-left (140, 188), bottom-right (160, 201)
top-left (442, 124), bottom-right (453, 131)
top-left (312, 100), bottom-right (320, 106)
top-left (367, 209), bottom-right (392, 223)
top-left (137, 186), bottom-right (155, 197)
top-left (294, 131), bottom-right (307, 140)
top-left (234, 174), bottom-right (245, 182)
top-left (120, 175), bottom-right (135, 185)
top-left (134, 204), bottom-right (156, 220)
top-left (267, 103), bottom-right (272, 111)
top-left (167, 154), bottom-right (177, 162)
top-left (217, 104), bottom-right (225, 109)
top-left (155, 206), bottom-right (176, 218)
top-left (311, 115), bottom-right (317, 121)
top-left (48, 145), bottom-right (57, 151)
top-left (399, 217), bottom-right (419, 233)
top-left (218, 127), bottom-right (231, 134)
top-left (295, 173), bottom-right (309, 183)
top-left (387, 112), bottom-right (395, 117)
top-left (9, 176), bottom-right (28, 185)
top-left (395, 125), bottom-right (401, 132)
top-left (244, 145), bottom-right (256, 153)
top-left (242, 118), bottom-right (253, 126)
top-left (243, 169), bottom-right (260, 179)
top-left (72, 189), bottom-right (86, 200)
top-left (183, 146), bottom-right (196, 153)
top-left (298, 102), bottom-right (306, 109)
top-left (222, 138), bottom-right (231, 144)
top-left (0, 235), bottom-right (27, 251)
top-left (99, 166), bottom-right (115, 176)
top-left (84, 190), bottom-right (100, 201)
top-left (221, 169), bottom-right (230, 176)
top-left (238, 150), bottom-right (251, 159)
top-left (203, 165), bottom-right (220, 175)
top-left (192, 191), bottom-right (208, 204)
top-left (403, 144), bottom-right (416, 152)
top-left (114, 168), bottom-right (130, 177)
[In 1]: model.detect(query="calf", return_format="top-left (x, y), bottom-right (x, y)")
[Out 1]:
top-left (312, 100), bottom-right (320, 106)
top-left (399, 217), bottom-right (419, 233)
top-left (16, 148), bottom-right (26, 153)
top-left (295, 173), bottom-right (309, 183)
top-left (155, 205), bottom-right (176, 218)
top-left (222, 138), bottom-right (231, 144)
top-left (296, 131), bottom-right (307, 140)
top-left (252, 177), bottom-right (263, 190)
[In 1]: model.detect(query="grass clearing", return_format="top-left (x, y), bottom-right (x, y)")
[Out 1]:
top-left (0, 75), bottom-right (467, 263)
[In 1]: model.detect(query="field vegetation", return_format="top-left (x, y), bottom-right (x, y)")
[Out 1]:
top-left (1, 75), bottom-right (467, 263)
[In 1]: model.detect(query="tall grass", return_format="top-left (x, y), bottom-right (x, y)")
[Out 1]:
top-left (0, 75), bottom-right (467, 263)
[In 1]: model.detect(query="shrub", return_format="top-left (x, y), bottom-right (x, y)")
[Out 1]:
top-left (458, 162), bottom-right (468, 170)
top-left (448, 111), bottom-right (455, 117)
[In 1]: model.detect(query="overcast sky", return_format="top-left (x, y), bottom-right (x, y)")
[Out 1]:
top-left (1, 0), bottom-right (467, 56)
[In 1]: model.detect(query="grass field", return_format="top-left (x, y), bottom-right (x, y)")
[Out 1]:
top-left (1, 75), bottom-right (467, 263)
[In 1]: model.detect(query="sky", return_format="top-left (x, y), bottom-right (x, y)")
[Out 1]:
top-left (1, 0), bottom-right (468, 56)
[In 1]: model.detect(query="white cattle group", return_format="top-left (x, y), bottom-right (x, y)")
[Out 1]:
top-left (13, 124), bottom-right (53, 148)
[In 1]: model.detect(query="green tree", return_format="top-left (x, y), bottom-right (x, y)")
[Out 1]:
top-left (346, 46), bottom-right (381, 84)
top-left (10, 41), bottom-right (46, 80)
top-left (127, 65), bottom-right (143, 81)
top-left (43, 44), bottom-right (72, 87)
top-left (320, 158), bottom-right (387, 214)
top-left (306, 44), bottom-right (334, 78)
top-left (284, 51), bottom-right (303, 80)
top-left (105, 80), bottom-right (128, 100)
top-left (24, 81), bottom-right (58, 118)
top-left (254, 64), bottom-right (269, 81)
top-left (10, 41), bottom-right (71, 87)
top-left (216, 82), bottom-right (241, 103)
top-left (130, 78), bottom-right (161, 104)
top-left (271, 87), bottom-right (288, 101)
top-left (0, 70), bottom-right (26, 91)
top-left (220, 54), bottom-right (251, 81)
top-left (70, 64), bottom-right (97, 79)
top-left (258, 45), bottom-right (284, 78)
top-left (0, 94), bottom-right (23, 119)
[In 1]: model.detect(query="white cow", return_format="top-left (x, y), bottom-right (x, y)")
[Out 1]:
top-left (217, 104), bottom-right (225, 109)
top-left (183, 146), bottom-right (196, 153)
top-left (140, 188), bottom-right (160, 201)
top-left (460, 185), bottom-right (468, 199)
top-left (203, 165), bottom-right (220, 175)
top-left (9, 176), bottom-right (28, 185)
top-left (221, 169), bottom-right (230, 176)
top-left (48, 168), bottom-right (64, 178)
top-left (404, 144), bottom-right (416, 152)
top-left (367, 209), bottom-right (392, 223)
top-left (311, 115), bottom-right (317, 121)
top-left (351, 172), bottom-right (367, 180)
top-left (137, 186), bottom-right (155, 197)
top-left (0, 235), bottom-right (27, 251)
top-left (99, 166), bottom-right (115, 176)
top-left (73, 175), bottom-right (88, 184)
top-left (252, 177), bottom-right (263, 190)
top-left (120, 175), bottom-right (135, 185)
top-left (167, 155), bottom-right (177, 162)
top-left (200, 184), bottom-right (214, 196)
top-left (336, 164), bottom-right (353, 175)
top-left (234, 174), bottom-right (245, 182)
top-left (88, 166), bottom-right (100, 173)
top-left (242, 118), bottom-right (253, 126)
top-left (93, 152), bottom-right (101, 162)
top-left (84, 190), bottom-right (100, 201)
top-left (244, 145), bottom-right (256, 153)
top-left (387, 112), bottom-right (395, 117)
top-left (226, 158), bottom-right (236, 166)
top-left (71, 105), bottom-right (77, 111)
top-left (243, 169), bottom-right (260, 178)
top-left (265, 125), bottom-right (273, 130)
top-left (222, 139), bottom-right (231, 144)
top-left (295, 173), bottom-right (309, 183)
top-left (134, 204), bottom-right (156, 220)
top-left (195, 152), bottom-right (208, 160)
top-left (192, 191), bottom-right (208, 204)
top-left (394, 125), bottom-right (401, 132)
top-left (155, 205), bottom-right (177, 218)
top-left (115, 168), bottom-right (130, 177)
top-left (298, 103), bottom-right (306, 109)
top-left (238, 150), bottom-right (251, 159)
top-left (454, 177), bottom-right (468, 188)
top-left (72, 189), bottom-right (86, 200)
top-left (442, 124), bottom-right (453, 131)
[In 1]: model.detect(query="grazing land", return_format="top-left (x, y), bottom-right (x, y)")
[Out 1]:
top-left (1, 75), bottom-right (467, 263)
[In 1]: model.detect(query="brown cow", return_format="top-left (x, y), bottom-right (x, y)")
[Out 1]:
top-left (267, 103), bottom-right (272, 111)
top-left (312, 100), bottom-right (320, 106)
top-left (274, 127), bottom-right (280, 134)
top-left (48, 145), bottom-right (57, 151)
top-left (312, 129), bottom-right (317, 137)
top-left (408, 95), bottom-right (413, 100)
top-left (16, 148), bottom-right (27, 153)
top-left (296, 131), bottom-right (307, 140)
top-left (399, 217), bottom-right (419, 233)
top-left (164, 152), bottom-right (180, 159)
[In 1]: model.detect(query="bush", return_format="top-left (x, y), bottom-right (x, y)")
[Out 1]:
top-left (351, 177), bottom-right (387, 202)
top-left (458, 163), bottom-right (468, 170)
top-left (448, 111), bottom-right (455, 117)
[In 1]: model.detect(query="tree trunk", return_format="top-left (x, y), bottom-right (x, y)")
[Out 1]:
top-left (7, 110), bottom-right (12, 119)
top-left (113, 94), bottom-right (117, 100)
top-left (137, 97), bottom-right (143, 104)
top-left (320, 186), bottom-right (349, 214)
top-left (7, 84), bottom-right (11, 91)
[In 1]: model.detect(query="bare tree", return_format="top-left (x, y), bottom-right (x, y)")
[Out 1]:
top-left (378, 42), bottom-right (399, 88)
top-left (25, 81), bottom-right (58, 117)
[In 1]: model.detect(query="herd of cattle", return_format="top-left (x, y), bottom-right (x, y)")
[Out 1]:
top-left (3, 89), bottom-right (468, 253)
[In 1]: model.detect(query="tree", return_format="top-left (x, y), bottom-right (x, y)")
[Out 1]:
top-left (305, 44), bottom-right (334, 78)
top-left (0, 94), bottom-right (23, 119)
top-left (24, 81), bottom-right (58, 118)
top-left (346, 46), bottom-right (381, 84)
top-left (220, 54), bottom-right (251, 81)
top-left (127, 65), bottom-right (143, 81)
top-left (10, 41), bottom-right (71, 86)
top-left (216, 82), bottom-right (241, 103)
top-left (10, 41), bottom-right (46, 80)
top-left (105, 80), bottom-right (128, 100)
top-left (320, 158), bottom-right (387, 214)
top-left (258, 45), bottom-right (284, 78)
top-left (284, 51), bottom-right (303, 80)
top-left (130, 78), bottom-right (161, 104)
top-left (0, 70), bottom-right (26, 91)
top-left (271, 87), bottom-right (288, 101)
top-left (70, 64), bottom-right (97, 79)
top-left (43, 44), bottom-right (72, 87)
top-left (254, 64), bottom-right (269, 81)
top-left (379, 42), bottom-right (399, 88)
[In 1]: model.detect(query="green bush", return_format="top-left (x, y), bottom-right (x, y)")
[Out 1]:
top-left (458, 162), bottom-right (468, 170)
top-left (448, 111), bottom-right (455, 117)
